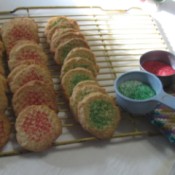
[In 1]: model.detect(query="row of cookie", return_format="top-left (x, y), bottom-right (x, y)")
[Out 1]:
top-left (45, 16), bottom-right (99, 72)
top-left (44, 16), bottom-right (99, 97)
top-left (0, 38), bottom-right (11, 149)
top-left (1, 18), bottom-right (62, 152)
top-left (44, 16), bottom-right (99, 83)
top-left (60, 66), bottom-right (121, 139)
top-left (69, 80), bottom-right (121, 139)
top-left (45, 16), bottom-right (121, 139)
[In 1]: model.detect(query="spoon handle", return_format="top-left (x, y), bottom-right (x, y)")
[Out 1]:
top-left (157, 91), bottom-right (175, 110)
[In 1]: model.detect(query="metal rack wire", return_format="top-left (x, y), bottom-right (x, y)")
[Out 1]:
top-left (0, 6), bottom-right (168, 157)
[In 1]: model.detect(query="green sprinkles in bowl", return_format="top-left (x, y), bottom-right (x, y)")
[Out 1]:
top-left (118, 80), bottom-right (156, 100)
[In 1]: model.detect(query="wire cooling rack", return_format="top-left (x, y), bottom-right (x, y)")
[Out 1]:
top-left (0, 6), bottom-right (169, 157)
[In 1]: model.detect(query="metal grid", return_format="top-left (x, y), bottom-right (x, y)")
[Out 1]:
top-left (0, 6), bottom-right (168, 157)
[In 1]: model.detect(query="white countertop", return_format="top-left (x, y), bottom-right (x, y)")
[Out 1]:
top-left (0, 1), bottom-right (175, 175)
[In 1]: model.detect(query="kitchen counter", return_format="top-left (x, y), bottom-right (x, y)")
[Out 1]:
top-left (153, 0), bottom-right (175, 52)
top-left (0, 1), bottom-right (175, 175)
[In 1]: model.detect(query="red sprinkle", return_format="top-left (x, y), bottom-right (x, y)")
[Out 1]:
top-left (142, 60), bottom-right (175, 76)
top-left (22, 111), bottom-right (52, 142)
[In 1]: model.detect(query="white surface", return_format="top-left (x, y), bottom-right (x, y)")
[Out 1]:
top-left (0, 1), bottom-right (175, 175)
top-left (0, 137), bottom-right (175, 175)
top-left (0, 0), bottom-right (156, 11)
top-left (153, 1), bottom-right (175, 52)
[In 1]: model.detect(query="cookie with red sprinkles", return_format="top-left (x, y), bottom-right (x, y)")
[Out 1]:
top-left (0, 90), bottom-right (8, 113)
top-left (0, 114), bottom-right (11, 148)
top-left (1, 18), bottom-right (39, 55)
top-left (0, 65), bottom-right (4, 76)
top-left (8, 40), bottom-right (48, 71)
top-left (7, 64), bottom-right (29, 85)
top-left (16, 105), bottom-right (62, 152)
top-left (12, 80), bottom-right (58, 116)
top-left (8, 64), bottom-right (54, 93)
top-left (0, 74), bottom-right (8, 92)
top-left (0, 40), bottom-right (4, 57)
top-left (0, 75), bottom-right (8, 114)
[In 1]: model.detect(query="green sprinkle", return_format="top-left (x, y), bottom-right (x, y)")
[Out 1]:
top-left (69, 75), bottom-right (91, 95)
top-left (65, 64), bottom-right (89, 72)
top-left (60, 39), bottom-right (88, 63)
top-left (51, 18), bottom-right (67, 28)
top-left (118, 80), bottom-right (155, 100)
top-left (89, 100), bottom-right (114, 129)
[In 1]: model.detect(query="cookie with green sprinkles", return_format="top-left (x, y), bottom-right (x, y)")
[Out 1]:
top-left (78, 92), bottom-right (120, 139)
top-left (46, 23), bottom-right (80, 43)
top-left (70, 81), bottom-right (106, 121)
top-left (61, 68), bottom-right (96, 99)
top-left (45, 16), bottom-right (79, 43)
top-left (50, 31), bottom-right (84, 53)
top-left (45, 16), bottom-right (63, 34)
top-left (50, 28), bottom-right (77, 47)
top-left (60, 57), bottom-right (99, 78)
top-left (45, 16), bottom-right (79, 34)
top-left (54, 38), bottom-right (90, 65)
top-left (65, 47), bottom-right (97, 64)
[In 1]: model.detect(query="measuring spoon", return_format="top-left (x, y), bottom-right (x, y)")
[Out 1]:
top-left (114, 71), bottom-right (175, 115)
